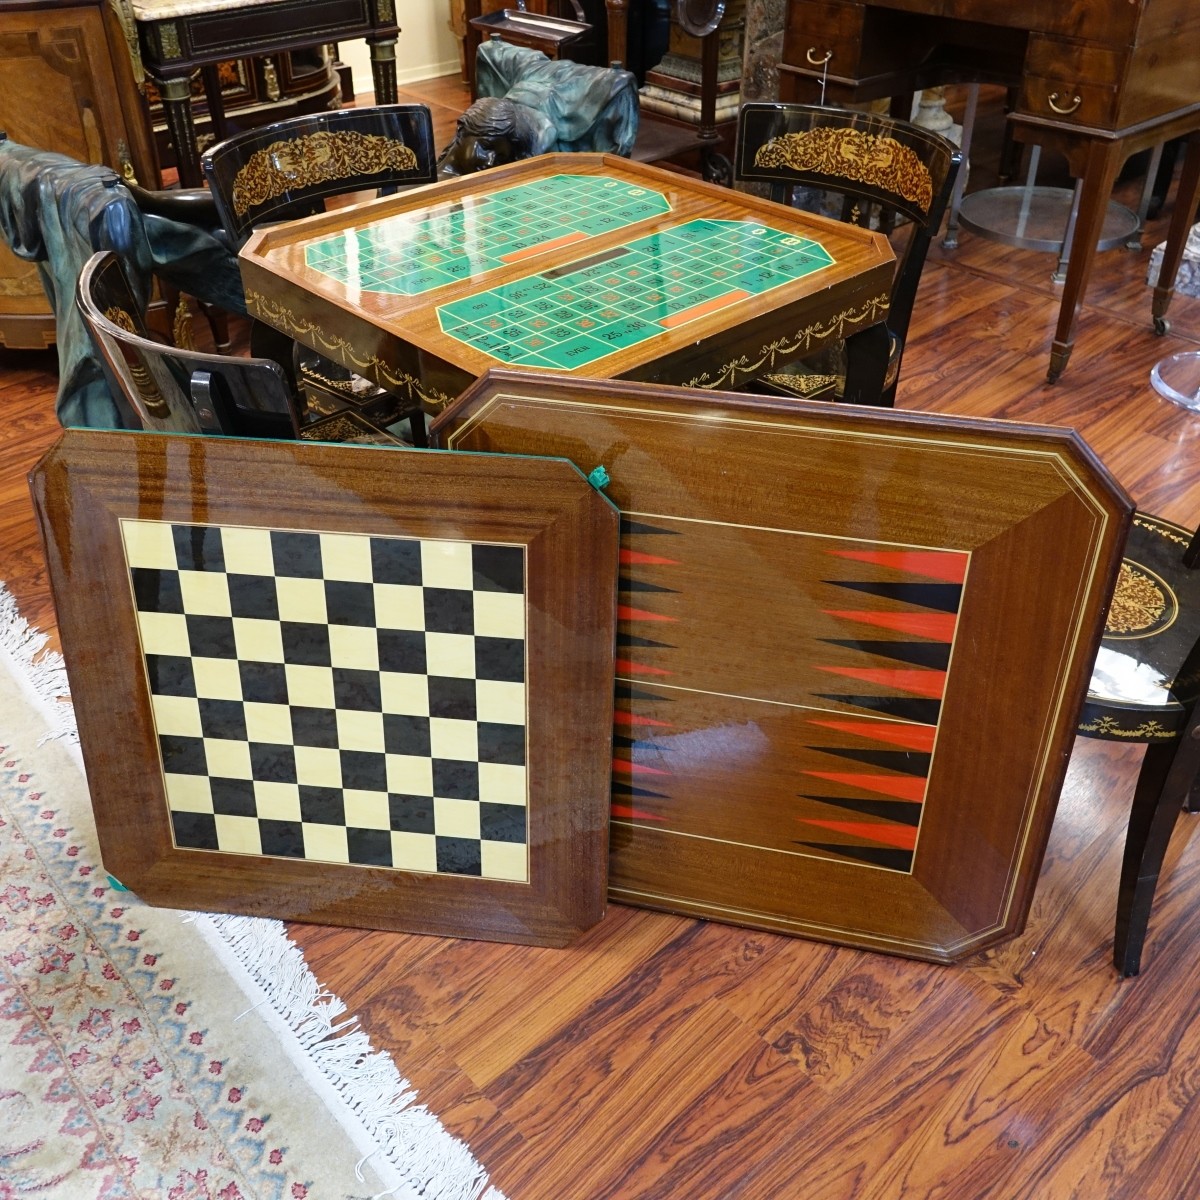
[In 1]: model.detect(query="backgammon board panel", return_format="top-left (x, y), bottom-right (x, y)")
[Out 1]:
top-left (432, 370), bottom-right (1132, 961)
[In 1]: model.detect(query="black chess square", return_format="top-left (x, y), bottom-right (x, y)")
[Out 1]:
top-left (210, 778), bottom-right (259, 817)
top-left (271, 531), bottom-right (324, 578)
top-left (186, 615), bottom-right (238, 659)
top-left (299, 785), bottom-right (345, 825)
top-left (383, 714), bottom-right (431, 756)
top-left (423, 587), bottom-right (474, 635)
top-left (347, 828), bottom-right (393, 867)
top-left (378, 629), bottom-right (427, 673)
top-left (432, 759), bottom-right (479, 801)
top-left (389, 794), bottom-right (436, 833)
top-left (339, 750), bottom-right (387, 791)
top-left (291, 706), bottom-right (339, 748)
top-left (370, 537), bottom-right (422, 585)
top-left (131, 567), bottom-right (184, 613)
top-left (198, 698), bottom-right (248, 741)
top-left (259, 819), bottom-right (306, 858)
top-left (325, 580), bottom-right (376, 627)
top-left (173, 524), bottom-right (225, 572)
top-left (239, 661), bottom-right (288, 704)
top-left (171, 810), bottom-right (219, 850)
top-left (477, 722), bottom-right (525, 766)
top-left (332, 668), bottom-right (382, 711)
top-left (435, 836), bottom-right (482, 876)
top-left (281, 621), bottom-right (332, 667)
top-left (472, 545), bottom-right (524, 594)
top-left (249, 742), bottom-right (297, 783)
top-left (227, 573), bottom-right (279, 620)
top-left (427, 676), bottom-right (476, 720)
top-left (159, 734), bottom-right (208, 775)
top-left (146, 654), bottom-right (196, 697)
top-left (480, 802), bottom-right (527, 844)
top-left (475, 637), bottom-right (524, 682)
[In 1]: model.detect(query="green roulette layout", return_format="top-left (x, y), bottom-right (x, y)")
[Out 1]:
top-left (435, 218), bottom-right (836, 371)
top-left (302, 173), bottom-right (672, 296)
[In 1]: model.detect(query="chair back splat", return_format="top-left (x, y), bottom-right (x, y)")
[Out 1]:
top-left (202, 105), bottom-right (438, 247)
top-left (734, 102), bottom-right (961, 405)
top-left (77, 250), bottom-right (298, 439)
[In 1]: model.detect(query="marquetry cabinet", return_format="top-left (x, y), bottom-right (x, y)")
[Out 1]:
top-left (0, 0), bottom-right (159, 348)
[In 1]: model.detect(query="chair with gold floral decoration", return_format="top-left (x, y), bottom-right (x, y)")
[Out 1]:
top-left (202, 105), bottom-right (437, 436)
top-left (1078, 511), bottom-right (1200, 977)
top-left (733, 102), bottom-right (961, 407)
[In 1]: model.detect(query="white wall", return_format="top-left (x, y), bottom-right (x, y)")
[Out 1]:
top-left (341, 1), bottom-right (461, 91)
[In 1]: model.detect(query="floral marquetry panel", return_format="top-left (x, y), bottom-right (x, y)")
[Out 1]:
top-left (433, 370), bottom-right (1133, 962)
top-left (31, 430), bottom-right (619, 946)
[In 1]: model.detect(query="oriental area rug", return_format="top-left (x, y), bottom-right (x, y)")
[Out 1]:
top-left (0, 584), bottom-right (505, 1200)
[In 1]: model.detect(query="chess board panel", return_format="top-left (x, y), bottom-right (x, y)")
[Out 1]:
top-left (433, 369), bottom-right (1132, 962)
top-left (435, 219), bottom-right (835, 371)
top-left (304, 174), bottom-right (672, 296)
top-left (32, 430), bottom-right (620, 946)
top-left (121, 519), bottom-right (530, 883)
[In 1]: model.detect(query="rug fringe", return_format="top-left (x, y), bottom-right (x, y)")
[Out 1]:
top-left (0, 582), bottom-right (76, 744)
top-left (197, 913), bottom-right (508, 1200)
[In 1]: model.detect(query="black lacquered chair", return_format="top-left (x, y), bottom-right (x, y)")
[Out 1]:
top-left (1078, 512), bottom-right (1200, 976)
top-left (77, 250), bottom-right (406, 445)
top-left (201, 104), bottom-right (437, 437)
top-left (201, 104), bottom-right (438, 246)
top-left (733, 102), bottom-right (962, 407)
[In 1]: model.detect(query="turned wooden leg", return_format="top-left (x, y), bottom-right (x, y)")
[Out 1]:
top-left (1151, 132), bottom-right (1200, 336)
top-left (606, 0), bottom-right (629, 67)
top-left (1115, 720), bottom-right (1200, 976)
top-left (367, 36), bottom-right (398, 104)
top-left (158, 74), bottom-right (203, 187)
top-left (1047, 139), bottom-right (1124, 383)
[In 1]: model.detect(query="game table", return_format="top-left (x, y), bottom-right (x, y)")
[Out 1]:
top-left (237, 153), bottom-right (896, 415)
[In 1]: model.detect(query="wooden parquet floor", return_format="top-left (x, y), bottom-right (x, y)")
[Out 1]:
top-left (4, 80), bottom-right (1200, 1198)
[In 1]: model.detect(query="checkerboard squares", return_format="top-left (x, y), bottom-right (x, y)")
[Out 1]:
top-left (481, 840), bottom-right (528, 883)
top-left (343, 789), bottom-right (391, 830)
top-left (436, 796), bottom-right (481, 839)
top-left (121, 518), bottom-right (180, 571)
top-left (479, 761), bottom-right (527, 804)
top-left (232, 617), bottom-right (285, 663)
top-left (219, 525), bottom-right (275, 576)
top-left (178, 569), bottom-right (232, 617)
top-left (391, 831), bottom-right (439, 873)
top-left (387, 753), bottom-right (435, 795)
top-left (380, 671), bottom-right (430, 715)
top-left (294, 745), bottom-right (343, 788)
top-left (285, 664), bottom-right (336, 709)
top-left (319, 531), bottom-right (375, 582)
top-left (137, 611), bottom-right (190, 657)
top-left (152, 693), bottom-right (203, 738)
top-left (474, 591), bottom-right (524, 640)
top-left (253, 781), bottom-right (302, 822)
top-left (214, 814), bottom-right (263, 856)
top-left (337, 709), bottom-right (385, 752)
top-left (243, 701), bottom-right (293, 745)
top-left (163, 772), bottom-right (216, 813)
top-left (192, 657), bottom-right (244, 701)
top-left (204, 738), bottom-right (253, 779)
top-left (425, 632), bottom-right (476, 678)
top-left (328, 624), bottom-right (380, 670)
top-left (303, 821), bottom-right (350, 863)
top-left (475, 679), bottom-right (525, 724)
top-left (421, 539), bottom-right (475, 590)
top-left (275, 576), bottom-right (328, 624)
top-left (372, 583), bottom-right (426, 630)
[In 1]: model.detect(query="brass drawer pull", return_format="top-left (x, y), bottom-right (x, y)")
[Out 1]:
top-left (806, 47), bottom-right (833, 66)
top-left (1048, 91), bottom-right (1083, 115)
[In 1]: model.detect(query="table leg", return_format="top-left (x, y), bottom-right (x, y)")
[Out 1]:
top-left (842, 320), bottom-right (892, 407)
top-left (1047, 138), bottom-right (1124, 383)
top-left (606, 0), bottom-right (629, 67)
top-left (464, 0), bottom-right (482, 95)
top-left (367, 36), bottom-right (399, 104)
top-left (158, 74), bottom-right (204, 188)
top-left (1151, 132), bottom-right (1200, 336)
